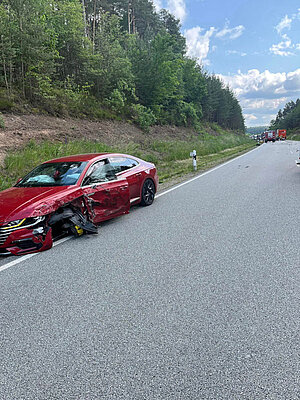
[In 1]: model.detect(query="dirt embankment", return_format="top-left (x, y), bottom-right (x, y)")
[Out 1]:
top-left (0, 114), bottom-right (199, 165)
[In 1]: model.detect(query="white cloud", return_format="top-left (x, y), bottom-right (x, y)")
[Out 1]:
top-left (271, 9), bottom-right (300, 56)
top-left (242, 98), bottom-right (288, 112)
top-left (284, 69), bottom-right (300, 90)
top-left (219, 68), bottom-right (300, 99)
top-left (244, 114), bottom-right (257, 121)
top-left (226, 50), bottom-right (247, 57)
top-left (215, 21), bottom-right (245, 40)
top-left (218, 68), bottom-right (300, 126)
top-left (152, 0), bottom-right (186, 22)
top-left (292, 8), bottom-right (300, 20)
top-left (270, 34), bottom-right (294, 56)
top-left (152, 0), bottom-right (163, 12)
top-left (167, 0), bottom-right (186, 22)
top-left (184, 26), bottom-right (215, 64)
top-left (276, 15), bottom-right (292, 34)
top-left (184, 21), bottom-right (246, 65)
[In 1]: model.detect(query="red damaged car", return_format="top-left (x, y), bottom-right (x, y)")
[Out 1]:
top-left (0, 153), bottom-right (158, 256)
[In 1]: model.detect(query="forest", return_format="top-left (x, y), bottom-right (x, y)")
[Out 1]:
top-left (0, 0), bottom-right (245, 132)
top-left (270, 99), bottom-right (300, 132)
top-left (246, 126), bottom-right (267, 135)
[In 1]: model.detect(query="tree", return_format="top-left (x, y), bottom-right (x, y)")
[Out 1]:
top-left (0, 0), bottom-right (57, 97)
top-left (159, 9), bottom-right (185, 54)
top-left (270, 98), bottom-right (300, 131)
top-left (49, 0), bottom-right (88, 84)
top-left (129, 33), bottom-right (183, 111)
top-left (0, 0), bottom-right (246, 131)
top-left (87, 12), bottom-right (135, 105)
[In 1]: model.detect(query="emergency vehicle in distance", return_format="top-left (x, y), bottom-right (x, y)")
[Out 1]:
top-left (277, 129), bottom-right (286, 140)
top-left (263, 129), bottom-right (287, 142)
top-left (264, 130), bottom-right (276, 142)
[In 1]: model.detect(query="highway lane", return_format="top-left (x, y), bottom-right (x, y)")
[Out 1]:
top-left (0, 141), bottom-right (299, 399)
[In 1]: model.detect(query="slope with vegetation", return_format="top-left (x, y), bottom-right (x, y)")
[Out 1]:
top-left (270, 98), bottom-right (300, 138)
top-left (0, 114), bottom-right (253, 191)
top-left (0, 0), bottom-right (245, 133)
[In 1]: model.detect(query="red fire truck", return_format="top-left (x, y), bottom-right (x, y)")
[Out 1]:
top-left (264, 130), bottom-right (276, 142)
top-left (277, 129), bottom-right (287, 140)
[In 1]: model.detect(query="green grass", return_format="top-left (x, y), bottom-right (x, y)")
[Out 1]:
top-left (287, 129), bottom-right (300, 141)
top-left (150, 133), bottom-right (251, 162)
top-left (0, 134), bottom-right (255, 191)
top-left (157, 143), bottom-right (254, 183)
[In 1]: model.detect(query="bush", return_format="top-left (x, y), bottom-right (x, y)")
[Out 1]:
top-left (0, 98), bottom-right (14, 111)
top-left (108, 89), bottom-right (125, 114)
top-left (175, 101), bottom-right (200, 127)
top-left (131, 104), bottom-right (157, 132)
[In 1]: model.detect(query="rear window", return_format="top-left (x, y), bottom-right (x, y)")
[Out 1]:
top-left (109, 157), bottom-right (139, 173)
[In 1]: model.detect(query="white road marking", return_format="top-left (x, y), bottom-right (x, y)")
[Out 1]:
top-left (0, 236), bottom-right (71, 273)
top-left (0, 146), bottom-right (258, 273)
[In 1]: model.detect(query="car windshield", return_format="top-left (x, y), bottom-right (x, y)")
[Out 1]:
top-left (16, 162), bottom-right (88, 187)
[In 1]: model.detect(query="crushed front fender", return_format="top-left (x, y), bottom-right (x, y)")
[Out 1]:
top-left (6, 226), bottom-right (53, 256)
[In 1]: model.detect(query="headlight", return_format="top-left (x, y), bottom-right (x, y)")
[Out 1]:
top-left (2, 219), bottom-right (26, 229)
top-left (2, 216), bottom-right (45, 230)
top-left (22, 216), bottom-right (45, 226)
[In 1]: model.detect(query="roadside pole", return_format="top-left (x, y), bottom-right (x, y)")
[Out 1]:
top-left (190, 150), bottom-right (197, 171)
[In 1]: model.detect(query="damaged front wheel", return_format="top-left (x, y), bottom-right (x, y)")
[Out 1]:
top-left (49, 207), bottom-right (98, 239)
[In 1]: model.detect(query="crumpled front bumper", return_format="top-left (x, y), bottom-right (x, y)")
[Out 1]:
top-left (0, 225), bottom-right (53, 256)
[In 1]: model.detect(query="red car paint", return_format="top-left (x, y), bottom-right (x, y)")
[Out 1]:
top-left (277, 129), bottom-right (287, 140)
top-left (264, 130), bottom-right (276, 142)
top-left (0, 153), bottom-right (158, 256)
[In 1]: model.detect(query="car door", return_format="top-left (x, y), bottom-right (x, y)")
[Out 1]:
top-left (81, 160), bottom-right (130, 224)
top-left (109, 157), bottom-right (142, 201)
top-left (100, 178), bottom-right (130, 219)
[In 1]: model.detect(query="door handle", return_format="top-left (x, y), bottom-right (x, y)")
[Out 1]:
top-left (105, 189), bottom-right (110, 193)
top-left (120, 186), bottom-right (127, 191)
top-left (136, 172), bottom-right (142, 176)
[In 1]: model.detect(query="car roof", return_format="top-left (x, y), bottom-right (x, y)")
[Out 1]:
top-left (44, 153), bottom-right (142, 164)
top-left (45, 153), bottom-right (112, 163)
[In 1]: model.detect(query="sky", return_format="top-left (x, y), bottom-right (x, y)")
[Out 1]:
top-left (153, 0), bottom-right (300, 127)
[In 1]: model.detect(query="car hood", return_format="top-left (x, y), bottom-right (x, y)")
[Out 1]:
top-left (0, 186), bottom-right (83, 223)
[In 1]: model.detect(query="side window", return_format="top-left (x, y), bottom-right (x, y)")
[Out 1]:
top-left (82, 160), bottom-right (116, 185)
top-left (125, 158), bottom-right (139, 169)
top-left (109, 157), bottom-right (139, 173)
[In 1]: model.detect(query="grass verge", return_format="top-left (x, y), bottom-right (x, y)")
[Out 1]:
top-left (0, 136), bottom-right (255, 192)
top-left (157, 143), bottom-right (255, 185)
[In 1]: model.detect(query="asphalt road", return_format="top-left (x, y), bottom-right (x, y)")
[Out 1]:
top-left (0, 141), bottom-right (299, 399)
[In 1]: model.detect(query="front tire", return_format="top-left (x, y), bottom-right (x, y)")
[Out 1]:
top-left (140, 179), bottom-right (155, 206)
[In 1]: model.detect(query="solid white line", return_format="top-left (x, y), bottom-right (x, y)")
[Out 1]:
top-left (0, 253), bottom-right (36, 273)
top-left (0, 236), bottom-right (71, 274)
top-left (156, 146), bottom-right (258, 199)
top-left (0, 146), bottom-right (257, 273)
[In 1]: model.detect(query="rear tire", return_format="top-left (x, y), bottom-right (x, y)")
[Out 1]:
top-left (140, 179), bottom-right (155, 206)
